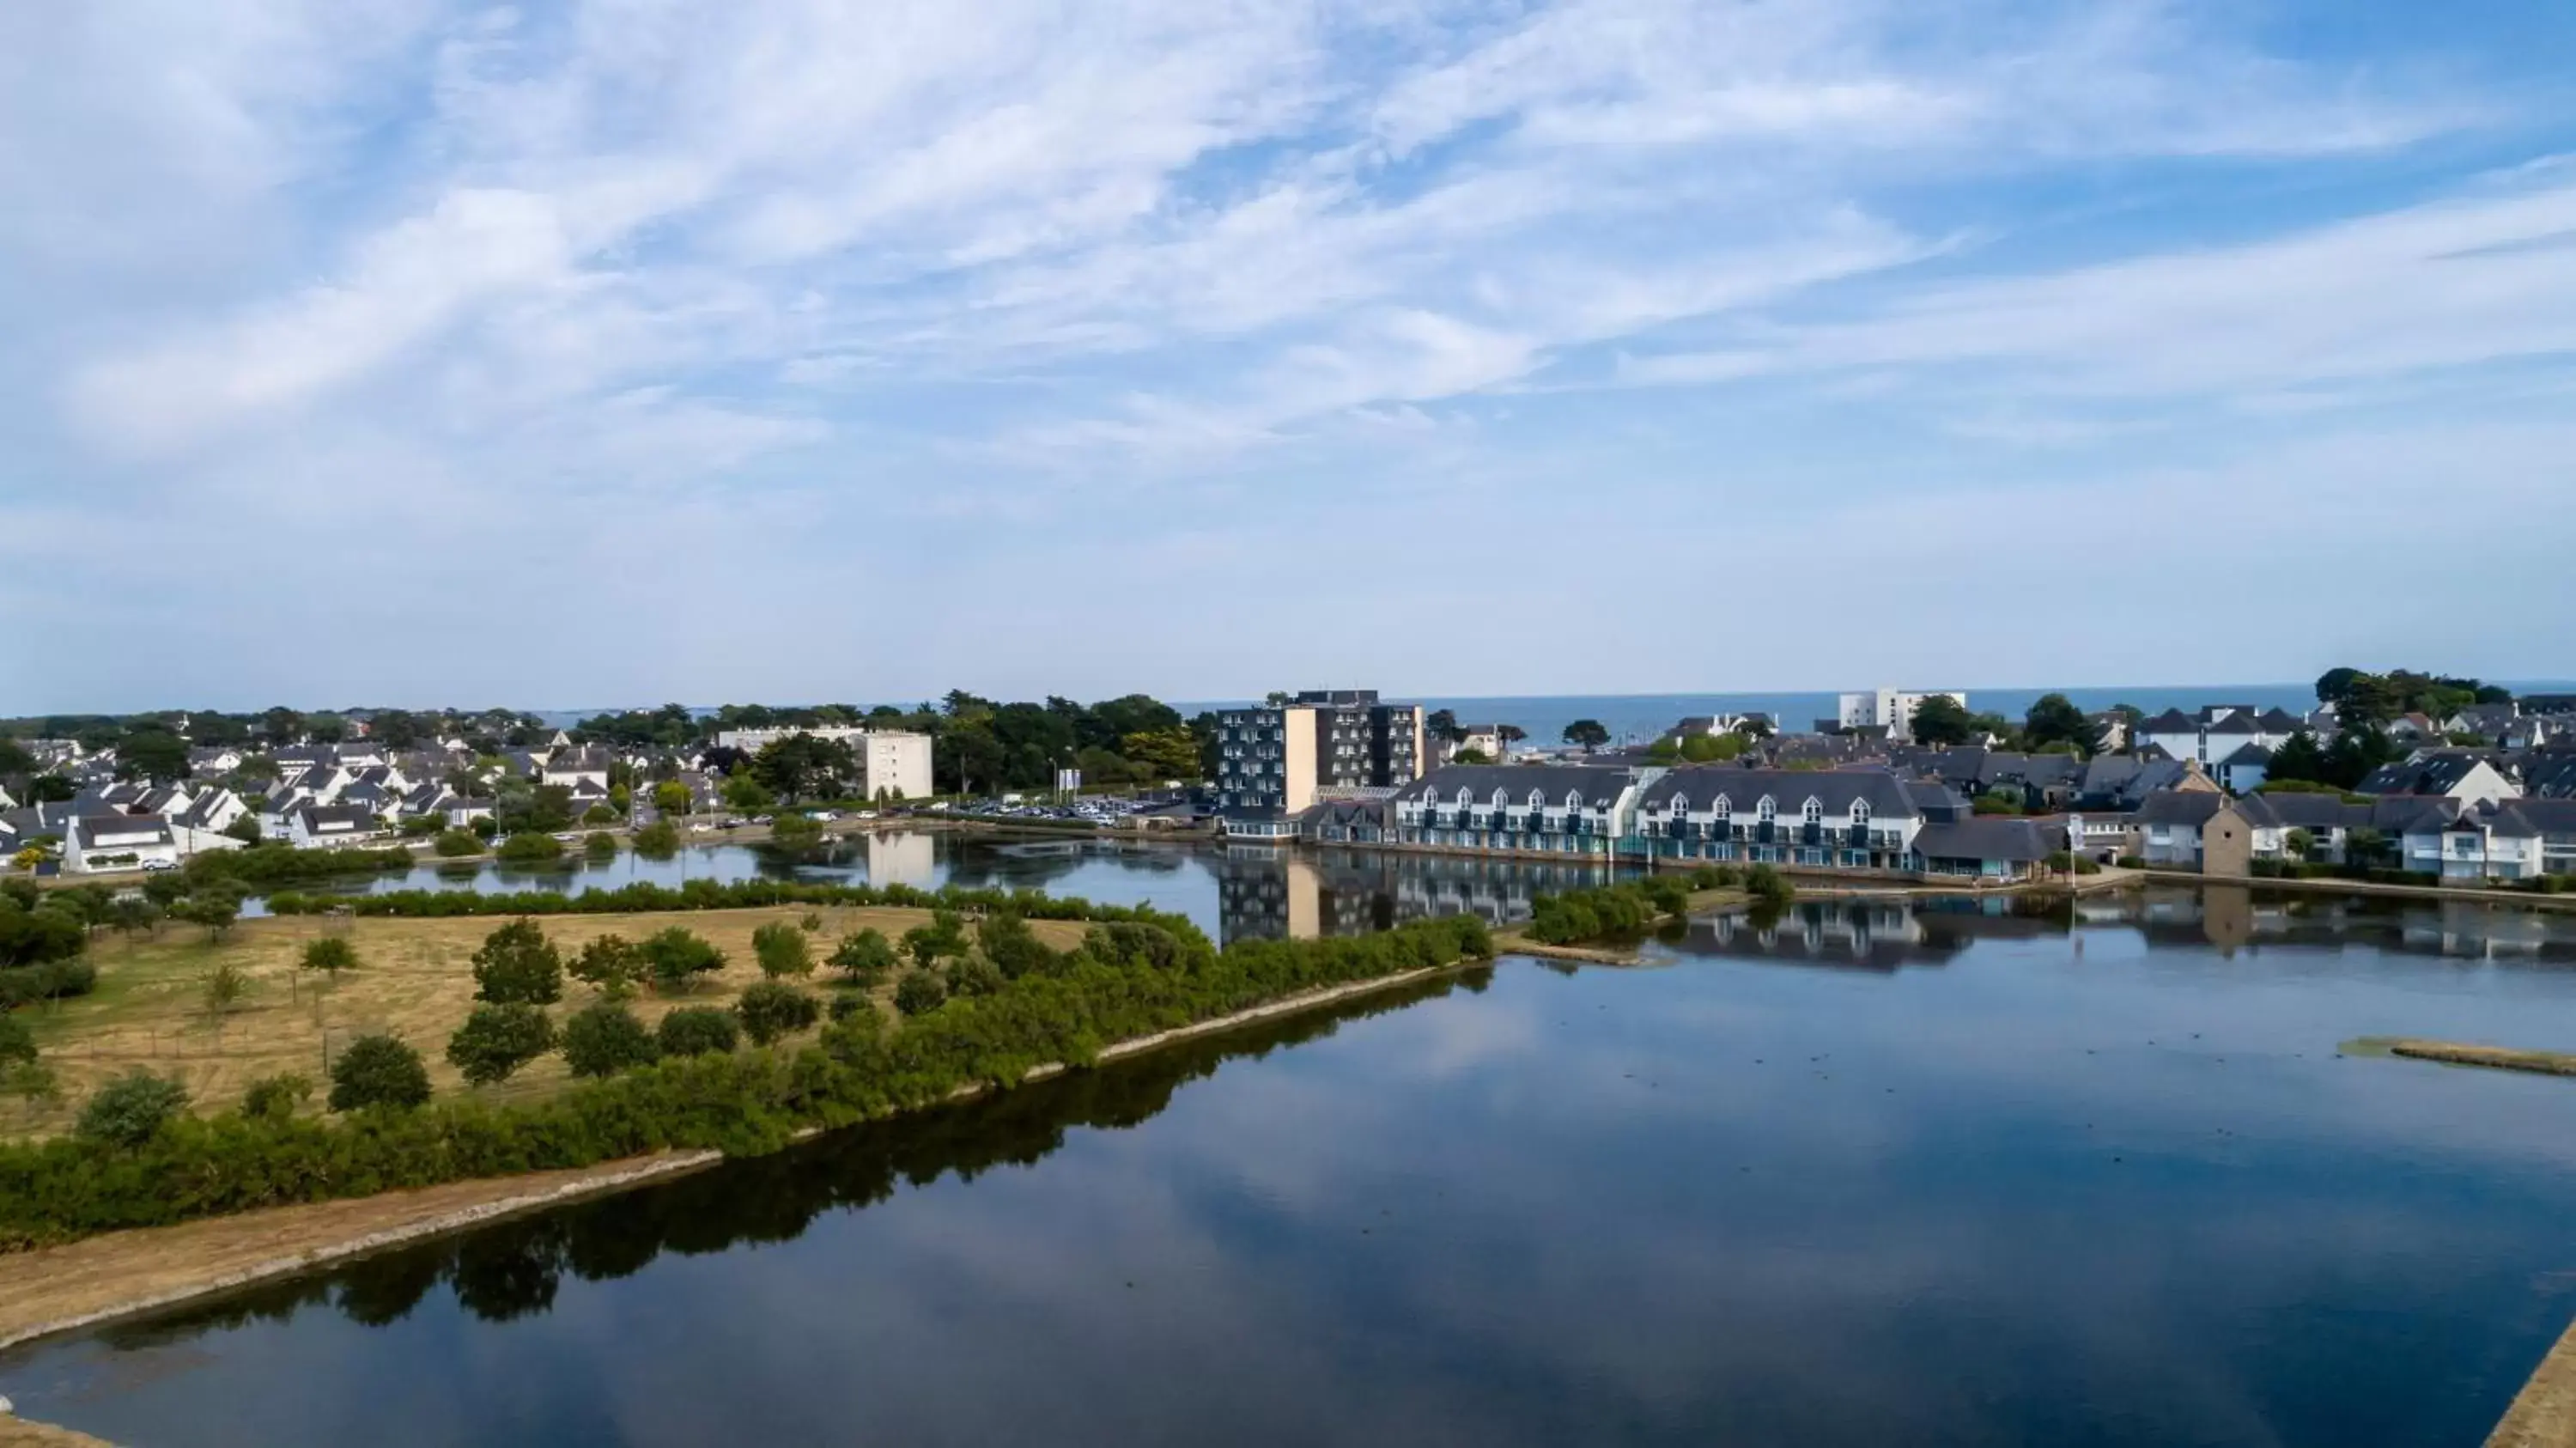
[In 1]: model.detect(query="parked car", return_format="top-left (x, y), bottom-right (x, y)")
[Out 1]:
top-left (140, 858), bottom-right (178, 872)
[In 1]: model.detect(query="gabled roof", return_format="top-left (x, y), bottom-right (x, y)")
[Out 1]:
top-left (1399, 764), bottom-right (1635, 810)
top-left (2357, 756), bottom-right (2495, 796)
top-left (2140, 709), bottom-right (2196, 733)
top-left (2134, 790), bottom-right (2227, 827)
top-left (73, 813), bottom-right (174, 848)
top-left (293, 802), bottom-right (381, 830)
top-left (2256, 709), bottom-right (2306, 731)
top-left (1639, 766), bottom-right (1923, 818)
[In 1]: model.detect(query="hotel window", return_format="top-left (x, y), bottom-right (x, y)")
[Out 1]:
top-left (1802, 799), bottom-right (1823, 824)
top-left (1758, 797), bottom-right (1777, 822)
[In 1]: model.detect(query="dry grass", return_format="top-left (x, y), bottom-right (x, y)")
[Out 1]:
top-left (10, 905), bottom-right (1088, 1138)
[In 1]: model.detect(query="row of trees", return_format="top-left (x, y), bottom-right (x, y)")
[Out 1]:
top-left (2315, 667), bottom-right (2510, 726)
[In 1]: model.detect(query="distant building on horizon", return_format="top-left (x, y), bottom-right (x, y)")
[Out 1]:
top-left (1837, 688), bottom-right (1967, 745)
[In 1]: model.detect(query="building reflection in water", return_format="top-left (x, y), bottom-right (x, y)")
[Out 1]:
top-left (1650, 886), bottom-right (2576, 971)
top-left (1213, 844), bottom-right (1629, 945)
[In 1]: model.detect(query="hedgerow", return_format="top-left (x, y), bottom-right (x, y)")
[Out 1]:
top-left (0, 913), bottom-right (1490, 1250)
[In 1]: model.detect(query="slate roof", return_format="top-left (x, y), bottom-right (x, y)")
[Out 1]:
top-left (1914, 818), bottom-right (2056, 864)
top-left (2133, 791), bottom-right (2229, 827)
top-left (294, 803), bottom-right (381, 831)
top-left (1637, 766), bottom-right (1923, 818)
top-left (2524, 754), bottom-right (2576, 800)
top-left (73, 813), bottom-right (174, 848)
top-left (2357, 756), bottom-right (2494, 797)
top-left (1400, 764), bottom-right (1636, 811)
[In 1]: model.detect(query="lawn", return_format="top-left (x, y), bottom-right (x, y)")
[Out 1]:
top-left (10, 904), bottom-right (1089, 1139)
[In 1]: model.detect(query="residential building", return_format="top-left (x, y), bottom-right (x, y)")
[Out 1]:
top-left (1391, 764), bottom-right (1641, 857)
top-left (2400, 800), bottom-right (2549, 882)
top-left (289, 802), bottom-right (391, 849)
top-left (1837, 689), bottom-right (1966, 745)
top-left (860, 730), bottom-right (935, 801)
top-left (64, 814), bottom-right (181, 873)
top-left (540, 745), bottom-right (615, 791)
top-left (1215, 691), bottom-right (1426, 820)
top-left (2134, 706), bottom-right (2304, 773)
top-left (1636, 766), bottom-right (1929, 870)
top-left (2356, 754), bottom-right (2521, 805)
top-left (712, 724), bottom-right (870, 751)
top-left (2131, 792), bottom-right (2255, 874)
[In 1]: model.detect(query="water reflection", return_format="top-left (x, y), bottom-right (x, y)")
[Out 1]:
top-left (1661, 889), bottom-right (2576, 970)
top-left (84, 972), bottom-right (1479, 1346)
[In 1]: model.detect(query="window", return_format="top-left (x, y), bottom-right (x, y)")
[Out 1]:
top-left (1802, 798), bottom-right (1824, 824)
top-left (1528, 789), bottom-right (1545, 809)
top-left (1758, 797), bottom-right (1777, 822)
top-left (1565, 789), bottom-right (1583, 810)
top-left (1851, 800), bottom-right (1870, 825)
top-left (1455, 787), bottom-right (1472, 806)
top-left (1492, 788), bottom-right (1508, 807)
top-left (1712, 794), bottom-right (1730, 818)
top-left (1668, 794), bottom-right (1688, 817)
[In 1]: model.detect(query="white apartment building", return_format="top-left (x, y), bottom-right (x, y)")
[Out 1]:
top-left (711, 725), bottom-right (934, 800)
top-left (1838, 688), bottom-right (1967, 745)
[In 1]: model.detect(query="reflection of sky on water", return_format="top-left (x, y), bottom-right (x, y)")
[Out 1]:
top-left (18, 897), bottom-right (2576, 1445)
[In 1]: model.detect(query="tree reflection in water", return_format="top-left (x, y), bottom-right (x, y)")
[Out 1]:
top-left (98, 970), bottom-right (1485, 1342)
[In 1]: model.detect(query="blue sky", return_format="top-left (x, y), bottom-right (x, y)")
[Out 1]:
top-left (5, 0), bottom-right (2573, 713)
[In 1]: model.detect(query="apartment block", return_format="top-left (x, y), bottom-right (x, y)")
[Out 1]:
top-left (1214, 689), bottom-right (1427, 818)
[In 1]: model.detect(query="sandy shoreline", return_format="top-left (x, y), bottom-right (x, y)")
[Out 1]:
top-left (0, 957), bottom-right (1478, 1358)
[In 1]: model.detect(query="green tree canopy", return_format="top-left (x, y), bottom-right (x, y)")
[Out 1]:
top-left (562, 1002), bottom-right (659, 1077)
top-left (2021, 694), bottom-right (2093, 755)
top-left (446, 1004), bottom-right (557, 1086)
top-left (1562, 719), bottom-right (1610, 751)
top-left (76, 1071), bottom-right (190, 1148)
top-left (328, 1034), bottom-right (432, 1112)
top-left (471, 919), bottom-right (564, 1004)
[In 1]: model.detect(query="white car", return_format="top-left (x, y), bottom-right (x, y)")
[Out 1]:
top-left (140, 858), bottom-right (178, 872)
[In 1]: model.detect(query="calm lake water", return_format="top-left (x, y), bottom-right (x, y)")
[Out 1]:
top-left (266, 831), bottom-right (1639, 946)
top-left (15, 885), bottom-right (2576, 1446)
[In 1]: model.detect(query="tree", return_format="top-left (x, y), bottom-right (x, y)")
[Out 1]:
top-left (750, 921), bottom-right (814, 978)
top-left (141, 871), bottom-right (190, 908)
top-left (471, 919), bottom-right (564, 1005)
top-left (0, 739), bottom-right (33, 780)
top-left (27, 774), bottom-right (76, 804)
top-left (1450, 748), bottom-right (1492, 765)
top-left (562, 1002), bottom-right (659, 1077)
top-left (632, 820), bottom-right (681, 855)
top-left (583, 831), bottom-right (617, 861)
top-left (434, 828), bottom-right (484, 857)
top-left (76, 1071), bottom-right (190, 1148)
top-left (330, 1034), bottom-right (432, 1111)
top-left (222, 815), bottom-right (264, 845)
top-left (570, 934), bottom-right (645, 999)
top-left (2315, 667), bottom-right (2363, 707)
top-left (176, 891), bottom-right (241, 941)
top-left (1120, 727), bottom-right (1202, 782)
top-left (641, 926), bottom-right (726, 993)
top-left (447, 1004), bottom-right (557, 1086)
top-left (893, 970), bottom-right (948, 1016)
top-left (2285, 828), bottom-right (2317, 861)
top-left (1425, 709), bottom-right (1465, 745)
top-left (2347, 827), bottom-right (2391, 870)
top-left (751, 734), bottom-right (861, 802)
top-left (108, 896), bottom-right (161, 938)
top-left (1971, 794), bottom-right (2024, 816)
top-left (116, 728), bottom-right (191, 782)
top-left (721, 773), bottom-right (774, 811)
top-left (301, 935), bottom-right (359, 986)
top-left (902, 910), bottom-right (966, 969)
top-left (829, 928), bottom-right (898, 988)
top-left (2022, 694), bottom-right (2093, 755)
top-left (652, 781), bottom-right (693, 817)
top-left (1910, 695), bottom-right (1977, 746)
top-left (1562, 719), bottom-right (1610, 751)
top-left (656, 1007), bottom-right (740, 1057)
top-left (2267, 730), bottom-right (2330, 785)
top-left (495, 832), bottom-right (563, 863)
top-left (2320, 727), bottom-right (2397, 790)
top-left (735, 981), bottom-right (822, 1044)
top-left (1495, 725), bottom-right (1527, 754)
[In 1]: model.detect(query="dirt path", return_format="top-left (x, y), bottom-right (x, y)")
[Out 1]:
top-left (2490, 1311), bottom-right (2576, 1446)
top-left (0, 1414), bottom-right (116, 1447)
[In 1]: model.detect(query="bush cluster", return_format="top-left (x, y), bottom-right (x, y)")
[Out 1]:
top-left (0, 914), bottom-right (1492, 1250)
top-left (260, 878), bottom-right (1185, 931)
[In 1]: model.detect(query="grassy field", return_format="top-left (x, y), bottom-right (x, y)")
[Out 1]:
top-left (11, 905), bottom-right (1089, 1138)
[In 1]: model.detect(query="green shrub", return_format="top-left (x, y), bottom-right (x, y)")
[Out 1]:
top-left (570, 934), bottom-right (644, 1000)
top-left (828, 993), bottom-right (872, 1024)
top-left (330, 1035), bottom-right (432, 1112)
top-left (562, 1002), bottom-right (659, 1078)
top-left (829, 928), bottom-right (898, 988)
top-left (641, 927), bottom-right (726, 994)
top-left (446, 1004), bottom-right (558, 1086)
top-left (433, 829), bottom-right (485, 858)
top-left (0, 958), bottom-right (97, 1010)
top-left (1743, 865), bottom-right (1794, 904)
top-left (735, 982), bottom-right (821, 1045)
top-left (495, 833), bottom-right (563, 864)
top-left (631, 821), bottom-right (681, 856)
top-left (240, 1074), bottom-right (313, 1123)
top-left (893, 970), bottom-right (948, 1017)
top-left (76, 1072), bottom-right (190, 1148)
top-left (751, 922), bottom-right (813, 979)
top-left (471, 919), bottom-right (564, 1005)
top-left (655, 1007), bottom-right (740, 1057)
top-left (583, 831), bottom-right (618, 861)
top-left (301, 935), bottom-right (359, 982)
top-left (2116, 855), bottom-right (2146, 870)
top-left (0, 1012), bottom-right (38, 1068)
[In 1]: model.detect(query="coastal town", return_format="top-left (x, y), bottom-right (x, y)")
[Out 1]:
top-left (13, 671), bottom-right (2571, 897)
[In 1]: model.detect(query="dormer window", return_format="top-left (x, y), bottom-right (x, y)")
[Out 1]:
top-left (1802, 798), bottom-right (1824, 824)
top-left (1492, 788), bottom-right (1509, 807)
top-left (1758, 796), bottom-right (1777, 822)
top-left (1528, 788), bottom-right (1545, 809)
top-left (1565, 789), bottom-right (1583, 810)
top-left (1669, 794), bottom-right (1688, 817)
top-left (1851, 800), bottom-right (1870, 824)
top-left (1712, 794), bottom-right (1730, 818)
top-left (1455, 787), bottom-right (1472, 806)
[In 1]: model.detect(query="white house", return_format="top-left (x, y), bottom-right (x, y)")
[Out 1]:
top-left (2401, 800), bottom-right (2548, 882)
top-left (1838, 689), bottom-right (1966, 745)
top-left (2357, 755), bottom-right (2521, 806)
top-left (1392, 764), bottom-right (1643, 857)
top-left (64, 813), bottom-right (183, 873)
top-left (2134, 706), bottom-right (2306, 771)
top-left (289, 802), bottom-right (391, 849)
top-left (1635, 767), bottom-right (1929, 869)
top-left (540, 745), bottom-right (615, 792)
